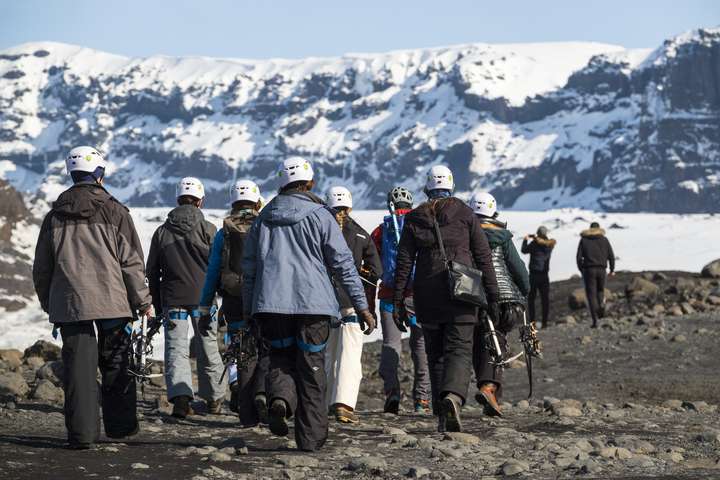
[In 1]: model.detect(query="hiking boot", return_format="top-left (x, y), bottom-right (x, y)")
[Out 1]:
top-left (414, 399), bottom-right (431, 415)
top-left (254, 393), bottom-right (268, 424)
top-left (67, 442), bottom-right (94, 450)
top-left (383, 394), bottom-right (400, 415)
top-left (439, 393), bottom-right (462, 433)
top-left (268, 399), bottom-right (289, 437)
top-left (106, 423), bottom-right (139, 439)
top-left (334, 404), bottom-right (360, 424)
top-left (206, 399), bottom-right (222, 415)
top-left (171, 395), bottom-right (194, 419)
top-left (476, 383), bottom-right (503, 417)
top-left (229, 382), bottom-right (239, 413)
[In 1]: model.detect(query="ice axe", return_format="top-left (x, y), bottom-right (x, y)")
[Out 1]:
top-left (127, 313), bottom-right (164, 397)
top-left (518, 311), bottom-right (543, 398)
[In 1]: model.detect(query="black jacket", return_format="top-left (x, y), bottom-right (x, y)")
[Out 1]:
top-left (146, 205), bottom-right (216, 312)
top-left (394, 197), bottom-right (499, 323)
top-left (480, 220), bottom-right (529, 303)
top-left (521, 236), bottom-right (556, 274)
top-left (334, 215), bottom-right (382, 310)
top-left (576, 228), bottom-right (615, 272)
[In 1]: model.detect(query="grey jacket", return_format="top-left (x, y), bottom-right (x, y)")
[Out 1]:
top-left (241, 191), bottom-right (368, 318)
top-left (33, 182), bottom-right (151, 323)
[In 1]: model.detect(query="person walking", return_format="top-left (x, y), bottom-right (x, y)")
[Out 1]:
top-left (370, 187), bottom-right (432, 414)
top-left (470, 193), bottom-right (529, 417)
top-left (146, 177), bottom-right (224, 418)
top-left (521, 226), bottom-right (556, 328)
top-left (576, 221), bottom-right (616, 328)
top-left (33, 146), bottom-right (153, 449)
top-left (198, 179), bottom-right (269, 427)
top-left (324, 186), bottom-right (382, 424)
top-left (393, 166), bottom-right (499, 432)
top-left (241, 157), bottom-right (376, 451)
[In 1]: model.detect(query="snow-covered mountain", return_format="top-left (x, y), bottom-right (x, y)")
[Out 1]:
top-left (0, 28), bottom-right (718, 211)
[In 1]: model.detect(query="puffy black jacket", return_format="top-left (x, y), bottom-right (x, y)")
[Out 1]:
top-left (146, 205), bottom-right (216, 312)
top-left (334, 215), bottom-right (382, 310)
top-left (521, 237), bottom-right (556, 274)
top-left (480, 220), bottom-right (529, 304)
top-left (576, 228), bottom-right (615, 272)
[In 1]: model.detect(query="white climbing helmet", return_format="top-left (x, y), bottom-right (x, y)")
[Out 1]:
top-left (176, 177), bottom-right (205, 200)
top-left (471, 191), bottom-right (497, 217)
top-left (230, 179), bottom-right (261, 204)
top-left (326, 186), bottom-right (353, 209)
top-left (278, 156), bottom-right (314, 188)
top-left (425, 165), bottom-right (454, 192)
top-left (65, 146), bottom-right (106, 173)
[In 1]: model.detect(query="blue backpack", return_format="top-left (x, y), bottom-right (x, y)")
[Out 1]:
top-left (380, 214), bottom-right (414, 288)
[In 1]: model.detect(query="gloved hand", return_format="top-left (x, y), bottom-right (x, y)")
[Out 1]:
top-left (358, 309), bottom-right (377, 335)
top-left (392, 302), bottom-right (408, 333)
top-left (486, 301), bottom-right (500, 326)
top-left (197, 306), bottom-right (213, 337)
top-left (139, 304), bottom-right (155, 319)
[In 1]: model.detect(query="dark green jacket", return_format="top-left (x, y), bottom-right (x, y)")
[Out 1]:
top-left (479, 220), bottom-right (530, 301)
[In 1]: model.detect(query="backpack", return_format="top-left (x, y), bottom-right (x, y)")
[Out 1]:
top-left (380, 213), bottom-right (413, 287)
top-left (219, 210), bottom-right (258, 297)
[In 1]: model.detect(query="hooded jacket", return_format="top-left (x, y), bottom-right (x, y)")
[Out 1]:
top-left (479, 219), bottom-right (530, 304)
top-left (521, 236), bottom-right (556, 274)
top-left (393, 197), bottom-right (499, 322)
top-left (241, 191), bottom-right (368, 318)
top-left (334, 215), bottom-right (382, 311)
top-left (32, 182), bottom-right (151, 323)
top-left (576, 227), bottom-right (615, 272)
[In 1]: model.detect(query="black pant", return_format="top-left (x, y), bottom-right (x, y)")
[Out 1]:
top-left (422, 320), bottom-right (475, 408)
top-left (235, 345), bottom-right (270, 427)
top-left (256, 314), bottom-right (330, 452)
top-left (582, 267), bottom-right (607, 324)
top-left (60, 319), bottom-right (137, 445)
top-left (473, 304), bottom-right (524, 399)
top-left (528, 272), bottom-right (550, 326)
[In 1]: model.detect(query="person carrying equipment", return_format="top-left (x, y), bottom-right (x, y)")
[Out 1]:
top-left (241, 157), bottom-right (376, 451)
top-left (393, 166), bottom-right (499, 433)
top-left (146, 177), bottom-right (224, 418)
top-left (370, 186), bottom-right (431, 414)
top-left (33, 146), bottom-right (153, 449)
top-left (323, 186), bottom-right (382, 424)
top-left (469, 192), bottom-right (530, 417)
top-left (576, 221), bottom-right (616, 328)
top-left (198, 179), bottom-right (269, 427)
top-left (521, 226), bottom-right (556, 328)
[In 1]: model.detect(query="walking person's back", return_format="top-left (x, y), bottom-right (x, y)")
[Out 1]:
top-left (521, 226), bottom-right (556, 328)
top-left (32, 146), bottom-right (152, 449)
top-left (576, 222), bottom-right (615, 328)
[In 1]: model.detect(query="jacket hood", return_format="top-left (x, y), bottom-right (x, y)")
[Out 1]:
top-left (262, 192), bottom-right (326, 226)
top-left (479, 221), bottom-right (513, 247)
top-left (52, 182), bottom-right (110, 219)
top-left (407, 197), bottom-right (470, 228)
top-left (165, 204), bottom-right (204, 234)
top-left (535, 237), bottom-right (557, 247)
top-left (581, 227), bottom-right (606, 238)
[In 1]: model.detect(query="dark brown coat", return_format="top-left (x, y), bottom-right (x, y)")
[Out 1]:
top-left (392, 197), bottom-right (499, 323)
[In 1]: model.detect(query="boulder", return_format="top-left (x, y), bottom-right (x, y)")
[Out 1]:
top-left (23, 340), bottom-right (61, 361)
top-left (0, 371), bottom-right (30, 398)
top-left (625, 277), bottom-right (660, 300)
top-left (31, 379), bottom-right (64, 403)
top-left (0, 349), bottom-right (23, 369)
top-left (24, 356), bottom-right (45, 370)
top-left (36, 361), bottom-right (64, 387)
top-left (568, 289), bottom-right (587, 310)
top-left (701, 259), bottom-right (720, 279)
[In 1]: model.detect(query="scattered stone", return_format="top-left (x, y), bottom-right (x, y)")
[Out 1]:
top-left (131, 463), bottom-right (150, 469)
top-left (209, 452), bottom-right (232, 462)
top-left (24, 356), bottom-right (45, 370)
top-left (382, 426), bottom-right (407, 436)
top-left (680, 302), bottom-right (696, 315)
top-left (0, 349), bottom-right (22, 369)
top-left (31, 379), bottom-right (64, 403)
top-left (701, 259), bottom-right (720, 278)
top-left (23, 340), bottom-right (61, 361)
top-left (695, 431), bottom-right (720, 443)
top-left (569, 289), bottom-right (587, 310)
top-left (0, 372), bottom-right (30, 398)
top-left (553, 407), bottom-right (582, 417)
top-left (500, 459), bottom-right (528, 476)
top-left (558, 315), bottom-right (576, 325)
top-left (279, 456), bottom-right (319, 468)
top-left (663, 399), bottom-right (683, 409)
top-left (347, 457), bottom-right (387, 473)
top-left (515, 399), bottom-right (530, 410)
top-left (625, 277), bottom-right (660, 300)
top-left (682, 400), bottom-right (708, 411)
top-left (442, 432), bottom-right (480, 445)
top-left (659, 451), bottom-right (684, 463)
top-left (407, 466), bottom-right (431, 478)
top-left (283, 469), bottom-right (305, 480)
top-left (36, 361), bottom-right (64, 386)
top-left (667, 305), bottom-right (684, 316)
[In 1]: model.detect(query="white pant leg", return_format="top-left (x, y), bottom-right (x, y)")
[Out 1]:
top-left (324, 324), bottom-right (341, 409)
top-left (330, 321), bottom-right (365, 409)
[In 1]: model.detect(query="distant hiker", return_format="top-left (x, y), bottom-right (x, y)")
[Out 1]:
top-left (521, 226), bottom-right (556, 328)
top-left (393, 166), bottom-right (499, 432)
top-left (324, 186), bottom-right (382, 424)
top-left (241, 157), bottom-right (376, 451)
top-left (146, 177), bottom-right (224, 418)
top-left (198, 180), bottom-right (269, 427)
top-left (32, 146), bottom-right (152, 449)
top-left (470, 193), bottom-right (529, 417)
top-left (370, 186), bottom-right (431, 415)
top-left (576, 221), bottom-right (616, 328)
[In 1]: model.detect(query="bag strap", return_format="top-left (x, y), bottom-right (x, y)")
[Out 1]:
top-left (432, 215), bottom-right (449, 265)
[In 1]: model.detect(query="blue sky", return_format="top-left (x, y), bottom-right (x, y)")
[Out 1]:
top-left (1, 0), bottom-right (718, 59)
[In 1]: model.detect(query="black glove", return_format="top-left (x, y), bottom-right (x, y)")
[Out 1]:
top-left (392, 302), bottom-right (408, 333)
top-left (358, 309), bottom-right (377, 335)
top-left (486, 301), bottom-right (500, 326)
top-left (197, 307), bottom-right (213, 337)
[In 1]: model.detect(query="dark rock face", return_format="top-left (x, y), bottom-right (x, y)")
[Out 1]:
top-left (0, 180), bottom-right (35, 311)
top-left (0, 29), bottom-right (718, 211)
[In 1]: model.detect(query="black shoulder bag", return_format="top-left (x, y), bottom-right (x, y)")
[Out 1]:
top-left (432, 216), bottom-right (488, 309)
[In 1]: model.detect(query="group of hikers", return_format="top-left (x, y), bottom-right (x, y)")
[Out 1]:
top-left (31, 146), bottom-right (616, 451)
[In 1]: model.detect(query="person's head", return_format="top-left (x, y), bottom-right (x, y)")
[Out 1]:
top-left (326, 186), bottom-right (353, 214)
top-left (537, 226), bottom-right (549, 238)
top-left (278, 156), bottom-right (314, 193)
top-left (424, 165), bottom-right (454, 199)
top-left (470, 192), bottom-right (497, 219)
top-left (176, 177), bottom-right (205, 208)
top-left (387, 186), bottom-right (413, 211)
top-left (229, 179), bottom-right (262, 211)
top-left (66, 146), bottom-right (106, 184)
top-left (590, 221), bottom-right (600, 229)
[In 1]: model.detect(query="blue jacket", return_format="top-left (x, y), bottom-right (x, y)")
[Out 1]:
top-left (199, 230), bottom-right (224, 308)
top-left (241, 192), bottom-right (368, 318)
